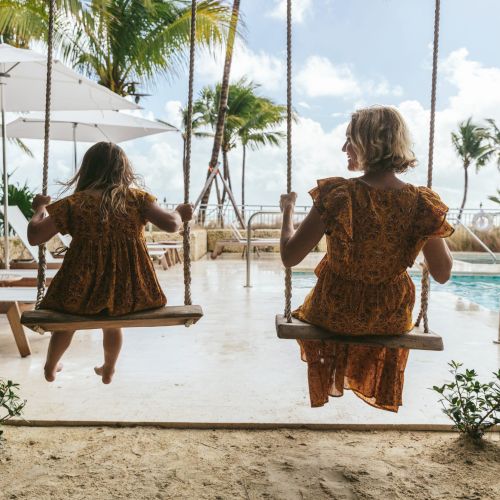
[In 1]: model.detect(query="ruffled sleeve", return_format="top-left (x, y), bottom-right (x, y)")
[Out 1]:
top-left (414, 187), bottom-right (454, 241)
top-left (136, 190), bottom-right (157, 225)
top-left (46, 197), bottom-right (72, 235)
top-left (309, 177), bottom-right (351, 237)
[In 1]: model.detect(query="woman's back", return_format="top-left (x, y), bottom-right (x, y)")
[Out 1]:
top-left (317, 177), bottom-right (452, 283)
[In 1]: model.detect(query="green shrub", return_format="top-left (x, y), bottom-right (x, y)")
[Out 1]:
top-left (0, 379), bottom-right (26, 440)
top-left (0, 180), bottom-right (35, 235)
top-left (433, 361), bottom-right (500, 441)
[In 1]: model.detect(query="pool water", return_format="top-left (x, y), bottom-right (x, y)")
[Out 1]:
top-left (292, 273), bottom-right (500, 311)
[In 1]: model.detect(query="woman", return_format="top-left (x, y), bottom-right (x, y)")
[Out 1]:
top-left (280, 106), bottom-right (454, 412)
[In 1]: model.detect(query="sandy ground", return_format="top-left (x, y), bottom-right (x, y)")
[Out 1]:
top-left (0, 428), bottom-right (499, 500)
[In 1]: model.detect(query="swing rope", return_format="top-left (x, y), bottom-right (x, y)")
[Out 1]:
top-left (35, 0), bottom-right (55, 309)
top-left (284, 0), bottom-right (293, 323)
top-left (182, 0), bottom-right (197, 307)
top-left (416, 0), bottom-right (441, 333)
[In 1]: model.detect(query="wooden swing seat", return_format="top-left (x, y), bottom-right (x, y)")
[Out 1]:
top-left (276, 315), bottom-right (443, 351)
top-left (21, 305), bottom-right (203, 332)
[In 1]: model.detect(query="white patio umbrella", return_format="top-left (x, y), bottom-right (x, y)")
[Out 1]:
top-left (0, 43), bottom-right (138, 268)
top-left (7, 110), bottom-right (177, 172)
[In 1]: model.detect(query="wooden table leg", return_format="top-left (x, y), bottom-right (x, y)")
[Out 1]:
top-left (6, 302), bottom-right (31, 358)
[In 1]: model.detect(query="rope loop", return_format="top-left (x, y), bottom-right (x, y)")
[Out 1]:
top-left (35, 0), bottom-right (56, 309)
top-left (284, 0), bottom-right (293, 322)
top-left (418, 0), bottom-right (441, 333)
top-left (182, 0), bottom-right (197, 308)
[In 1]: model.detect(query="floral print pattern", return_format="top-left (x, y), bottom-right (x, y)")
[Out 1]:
top-left (41, 189), bottom-right (166, 316)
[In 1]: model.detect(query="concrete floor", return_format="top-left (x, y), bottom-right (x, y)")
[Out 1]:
top-left (1, 254), bottom-right (499, 426)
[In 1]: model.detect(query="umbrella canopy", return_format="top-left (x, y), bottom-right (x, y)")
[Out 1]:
top-left (0, 43), bottom-right (138, 268)
top-left (7, 110), bottom-right (175, 143)
top-left (0, 44), bottom-right (137, 112)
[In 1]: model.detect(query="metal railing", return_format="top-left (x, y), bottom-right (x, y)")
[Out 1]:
top-left (161, 203), bottom-right (500, 230)
top-left (452, 218), bottom-right (497, 263)
top-left (245, 210), bottom-right (308, 288)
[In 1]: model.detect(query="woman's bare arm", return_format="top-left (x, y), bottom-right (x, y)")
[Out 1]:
top-left (27, 195), bottom-right (59, 246)
top-left (422, 238), bottom-right (453, 284)
top-left (280, 193), bottom-right (326, 268)
top-left (143, 202), bottom-right (194, 233)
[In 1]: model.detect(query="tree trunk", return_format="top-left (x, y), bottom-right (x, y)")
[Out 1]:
top-left (221, 148), bottom-right (229, 205)
top-left (457, 161), bottom-right (469, 223)
top-left (241, 143), bottom-right (246, 218)
top-left (182, 136), bottom-right (186, 178)
top-left (199, 0), bottom-right (241, 226)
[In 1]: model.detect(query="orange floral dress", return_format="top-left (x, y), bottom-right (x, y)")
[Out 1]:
top-left (40, 189), bottom-right (166, 316)
top-left (293, 177), bottom-right (454, 412)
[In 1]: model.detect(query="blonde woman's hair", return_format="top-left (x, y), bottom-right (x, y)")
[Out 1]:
top-left (62, 142), bottom-right (143, 221)
top-left (347, 106), bottom-right (417, 173)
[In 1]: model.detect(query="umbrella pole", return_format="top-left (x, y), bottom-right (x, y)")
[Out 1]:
top-left (72, 123), bottom-right (77, 173)
top-left (1, 79), bottom-right (9, 269)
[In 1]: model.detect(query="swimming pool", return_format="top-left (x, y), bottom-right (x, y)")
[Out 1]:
top-left (292, 273), bottom-right (500, 311)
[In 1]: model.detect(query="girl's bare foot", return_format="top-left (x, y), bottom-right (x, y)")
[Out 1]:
top-left (44, 363), bottom-right (63, 382)
top-left (94, 365), bottom-right (115, 384)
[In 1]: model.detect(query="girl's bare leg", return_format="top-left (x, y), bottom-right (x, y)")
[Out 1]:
top-left (44, 330), bottom-right (75, 382)
top-left (94, 328), bottom-right (123, 384)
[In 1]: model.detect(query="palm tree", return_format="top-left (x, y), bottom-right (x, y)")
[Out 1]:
top-left (195, 79), bottom-right (286, 212)
top-left (485, 118), bottom-right (500, 170)
top-left (0, 1), bottom-right (230, 98)
top-left (451, 118), bottom-right (492, 222)
top-left (198, 0), bottom-right (241, 225)
top-left (238, 98), bottom-right (286, 215)
top-left (488, 189), bottom-right (500, 205)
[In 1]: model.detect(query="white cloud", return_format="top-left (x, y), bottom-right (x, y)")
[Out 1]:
top-left (6, 49), bottom-right (500, 212)
top-left (196, 41), bottom-right (284, 91)
top-left (296, 56), bottom-right (404, 99)
top-left (163, 100), bottom-right (183, 130)
top-left (268, 0), bottom-right (313, 23)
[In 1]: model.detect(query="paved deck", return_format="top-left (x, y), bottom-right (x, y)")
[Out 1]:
top-left (0, 254), bottom-right (498, 426)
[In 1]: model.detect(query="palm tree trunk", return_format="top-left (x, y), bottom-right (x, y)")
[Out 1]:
top-left (182, 136), bottom-right (186, 178)
top-left (199, 0), bottom-right (242, 226)
top-left (241, 143), bottom-right (246, 218)
top-left (458, 162), bottom-right (469, 223)
top-left (221, 149), bottom-right (229, 205)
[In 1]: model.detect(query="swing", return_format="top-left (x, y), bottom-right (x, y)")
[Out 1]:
top-left (21, 0), bottom-right (203, 333)
top-left (276, 0), bottom-right (444, 351)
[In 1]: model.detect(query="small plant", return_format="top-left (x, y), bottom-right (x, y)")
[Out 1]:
top-left (433, 361), bottom-right (500, 440)
top-left (0, 379), bottom-right (26, 440)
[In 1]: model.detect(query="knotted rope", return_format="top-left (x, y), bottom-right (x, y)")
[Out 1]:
top-left (284, 0), bottom-right (293, 322)
top-left (182, 0), bottom-right (197, 307)
top-left (416, 0), bottom-right (441, 333)
top-left (35, 0), bottom-right (55, 309)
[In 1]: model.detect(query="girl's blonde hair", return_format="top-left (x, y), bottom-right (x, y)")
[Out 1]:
top-left (348, 106), bottom-right (417, 173)
top-left (62, 142), bottom-right (143, 221)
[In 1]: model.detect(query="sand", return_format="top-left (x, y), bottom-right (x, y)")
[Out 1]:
top-left (0, 427), bottom-right (499, 499)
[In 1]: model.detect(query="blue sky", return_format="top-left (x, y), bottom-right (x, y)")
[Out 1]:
top-left (8, 0), bottom-right (500, 210)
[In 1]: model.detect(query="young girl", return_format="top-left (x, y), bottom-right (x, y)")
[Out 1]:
top-left (280, 106), bottom-right (454, 412)
top-left (28, 142), bottom-right (193, 384)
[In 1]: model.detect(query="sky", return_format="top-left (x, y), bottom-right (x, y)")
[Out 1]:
top-left (6, 0), bottom-right (500, 210)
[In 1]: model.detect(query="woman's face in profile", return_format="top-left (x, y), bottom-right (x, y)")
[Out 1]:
top-left (342, 128), bottom-right (360, 171)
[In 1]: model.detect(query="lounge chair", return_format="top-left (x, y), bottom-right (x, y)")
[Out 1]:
top-left (211, 222), bottom-right (279, 259)
top-left (0, 205), bottom-right (64, 268)
top-left (0, 286), bottom-right (37, 357)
